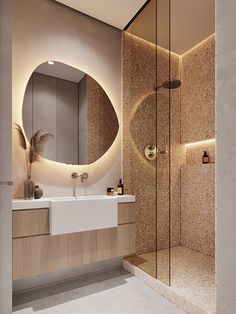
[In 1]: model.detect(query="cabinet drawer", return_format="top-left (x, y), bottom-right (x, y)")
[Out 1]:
top-left (13, 208), bottom-right (49, 238)
top-left (13, 223), bottom-right (135, 280)
top-left (118, 203), bottom-right (135, 224)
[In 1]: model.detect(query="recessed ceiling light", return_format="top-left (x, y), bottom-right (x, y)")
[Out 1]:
top-left (48, 61), bottom-right (54, 65)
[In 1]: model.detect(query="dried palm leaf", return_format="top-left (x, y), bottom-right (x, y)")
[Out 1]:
top-left (30, 130), bottom-right (54, 162)
top-left (30, 129), bottom-right (44, 147)
top-left (14, 123), bottom-right (27, 150)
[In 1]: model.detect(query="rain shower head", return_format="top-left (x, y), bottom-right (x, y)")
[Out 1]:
top-left (155, 79), bottom-right (181, 91)
top-left (162, 79), bottom-right (181, 89)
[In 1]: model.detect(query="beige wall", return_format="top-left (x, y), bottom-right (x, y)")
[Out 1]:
top-left (217, 0), bottom-right (236, 312)
top-left (12, 0), bottom-right (122, 198)
top-left (0, 0), bottom-right (12, 313)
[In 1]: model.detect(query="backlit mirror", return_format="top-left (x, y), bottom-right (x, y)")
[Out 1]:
top-left (22, 61), bottom-right (119, 165)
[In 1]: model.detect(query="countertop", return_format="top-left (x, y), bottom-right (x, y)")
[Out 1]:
top-left (12, 195), bottom-right (135, 210)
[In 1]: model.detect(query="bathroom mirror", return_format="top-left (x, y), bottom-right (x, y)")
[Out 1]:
top-left (22, 61), bottom-right (119, 165)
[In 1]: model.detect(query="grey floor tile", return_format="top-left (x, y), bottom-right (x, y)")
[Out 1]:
top-left (13, 268), bottom-right (185, 314)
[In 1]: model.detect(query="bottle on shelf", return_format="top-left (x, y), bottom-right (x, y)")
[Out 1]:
top-left (117, 178), bottom-right (124, 195)
top-left (202, 151), bottom-right (209, 164)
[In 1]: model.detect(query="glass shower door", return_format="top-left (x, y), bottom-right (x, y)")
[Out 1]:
top-left (156, 0), bottom-right (171, 285)
top-left (124, 0), bottom-right (171, 285)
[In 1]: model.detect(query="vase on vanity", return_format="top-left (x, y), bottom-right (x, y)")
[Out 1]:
top-left (24, 175), bottom-right (35, 200)
top-left (34, 185), bottom-right (43, 199)
top-left (14, 123), bottom-right (53, 201)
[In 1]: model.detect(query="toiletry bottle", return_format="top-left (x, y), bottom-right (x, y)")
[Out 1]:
top-left (202, 151), bottom-right (209, 164)
top-left (117, 179), bottom-right (124, 195)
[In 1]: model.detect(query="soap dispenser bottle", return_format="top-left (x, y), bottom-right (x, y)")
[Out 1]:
top-left (117, 179), bottom-right (124, 195)
top-left (202, 151), bottom-right (209, 164)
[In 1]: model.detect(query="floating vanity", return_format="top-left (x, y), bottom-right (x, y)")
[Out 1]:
top-left (12, 195), bottom-right (135, 280)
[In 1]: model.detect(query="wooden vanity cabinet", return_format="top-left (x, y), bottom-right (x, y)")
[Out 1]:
top-left (13, 203), bottom-right (135, 280)
top-left (13, 208), bottom-right (49, 238)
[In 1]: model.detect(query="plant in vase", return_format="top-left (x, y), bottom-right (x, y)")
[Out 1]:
top-left (14, 124), bottom-right (53, 199)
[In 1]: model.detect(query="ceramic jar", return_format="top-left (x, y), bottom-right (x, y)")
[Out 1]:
top-left (34, 185), bottom-right (43, 199)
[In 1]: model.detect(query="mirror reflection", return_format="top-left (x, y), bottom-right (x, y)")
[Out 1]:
top-left (22, 61), bottom-right (119, 165)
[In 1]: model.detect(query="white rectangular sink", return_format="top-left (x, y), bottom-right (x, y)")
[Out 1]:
top-left (49, 196), bottom-right (118, 235)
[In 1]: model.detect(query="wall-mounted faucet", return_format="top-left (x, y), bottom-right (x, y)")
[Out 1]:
top-left (71, 172), bottom-right (89, 197)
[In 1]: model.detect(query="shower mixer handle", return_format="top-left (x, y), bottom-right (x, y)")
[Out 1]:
top-left (162, 134), bottom-right (168, 154)
top-left (144, 145), bottom-right (157, 160)
top-left (158, 135), bottom-right (169, 155)
top-left (158, 149), bottom-right (168, 155)
top-left (144, 142), bottom-right (168, 160)
top-left (160, 135), bottom-right (168, 154)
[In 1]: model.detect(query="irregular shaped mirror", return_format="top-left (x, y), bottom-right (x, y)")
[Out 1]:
top-left (22, 61), bottom-right (119, 165)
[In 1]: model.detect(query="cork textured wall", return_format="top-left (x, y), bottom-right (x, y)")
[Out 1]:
top-left (123, 32), bottom-right (215, 257)
top-left (185, 140), bottom-right (215, 165)
top-left (123, 32), bottom-right (183, 254)
top-left (87, 75), bottom-right (119, 164)
top-left (123, 32), bottom-right (157, 254)
top-left (181, 164), bottom-right (215, 256)
top-left (181, 35), bottom-right (215, 144)
top-left (181, 35), bottom-right (215, 256)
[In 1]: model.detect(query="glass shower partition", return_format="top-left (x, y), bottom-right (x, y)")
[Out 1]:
top-left (123, 0), bottom-right (171, 285)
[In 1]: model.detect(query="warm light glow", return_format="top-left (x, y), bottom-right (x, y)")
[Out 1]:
top-left (126, 32), bottom-right (215, 58)
top-left (181, 33), bottom-right (215, 57)
top-left (48, 61), bottom-right (54, 65)
top-left (185, 139), bottom-right (215, 147)
top-left (126, 32), bottom-right (180, 58)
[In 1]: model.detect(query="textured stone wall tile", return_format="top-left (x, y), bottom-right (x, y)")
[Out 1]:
top-left (181, 35), bottom-right (215, 144)
top-left (181, 164), bottom-right (215, 256)
top-left (123, 32), bottom-right (182, 253)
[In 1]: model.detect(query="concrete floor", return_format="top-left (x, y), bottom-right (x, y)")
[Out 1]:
top-left (13, 268), bottom-right (185, 314)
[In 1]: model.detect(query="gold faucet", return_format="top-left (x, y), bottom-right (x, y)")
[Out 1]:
top-left (71, 172), bottom-right (88, 197)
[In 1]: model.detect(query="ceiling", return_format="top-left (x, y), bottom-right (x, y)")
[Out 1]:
top-left (53, 0), bottom-right (215, 55)
top-left (127, 0), bottom-right (215, 55)
top-left (54, 0), bottom-right (147, 29)
top-left (36, 62), bottom-right (85, 82)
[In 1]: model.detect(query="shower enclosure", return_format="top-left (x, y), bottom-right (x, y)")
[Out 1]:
top-left (123, 0), bottom-right (175, 285)
top-left (123, 0), bottom-right (216, 312)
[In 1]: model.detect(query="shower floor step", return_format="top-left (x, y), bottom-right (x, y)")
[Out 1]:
top-left (123, 246), bottom-right (216, 314)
